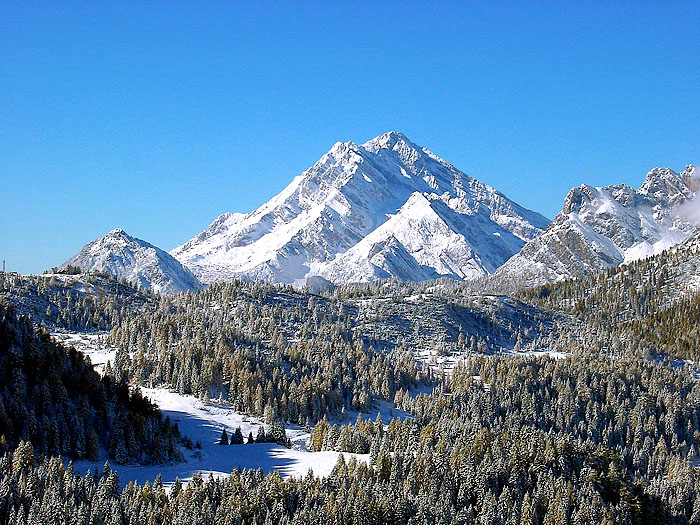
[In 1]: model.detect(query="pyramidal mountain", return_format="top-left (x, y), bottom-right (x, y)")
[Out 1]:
top-left (171, 132), bottom-right (550, 285)
top-left (493, 164), bottom-right (699, 287)
top-left (61, 228), bottom-right (203, 294)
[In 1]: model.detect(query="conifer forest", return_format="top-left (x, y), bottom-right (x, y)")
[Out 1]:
top-left (2, 234), bottom-right (700, 524)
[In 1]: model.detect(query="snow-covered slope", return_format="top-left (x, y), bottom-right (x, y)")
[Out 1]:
top-left (61, 229), bottom-right (203, 294)
top-left (319, 192), bottom-right (525, 282)
top-left (172, 132), bottom-right (550, 284)
top-left (494, 165), bottom-right (699, 287)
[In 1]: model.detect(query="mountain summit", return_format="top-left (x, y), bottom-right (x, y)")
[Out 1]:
top-left (61, 228), bottom-right (203, 294)
top-left (171, 132), bottom-right (550, 284)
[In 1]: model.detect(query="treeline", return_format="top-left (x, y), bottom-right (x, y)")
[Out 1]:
top-left (0, 300), bottom-right (182, 464)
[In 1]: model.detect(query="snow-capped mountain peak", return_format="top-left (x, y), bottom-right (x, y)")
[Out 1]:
top-left (171, 132), bottom-right (550, 285)
top-left (493, 163), bottom-right (699, 288)
top-left (61, 229), bottom-right (203, 294)
top-left (639, 165), bottom-right (698, 206)
top-left (362, 131), bottom-right (423, 157)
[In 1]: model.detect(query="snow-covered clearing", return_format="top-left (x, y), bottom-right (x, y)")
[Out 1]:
top-left (59, 332), bottom-right (383, 488)
top-left (72, 387), bottom-right (369, 489)
top-left (503, 349), bottom-right (569, 360)
top-left (417, 347), bottom-right (569, 375)
top-left (417, 348), bottom-right (464, 374)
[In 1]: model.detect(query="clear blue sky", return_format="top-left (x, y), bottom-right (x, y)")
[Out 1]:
top-left (2, 1), bottom-right (699, 274)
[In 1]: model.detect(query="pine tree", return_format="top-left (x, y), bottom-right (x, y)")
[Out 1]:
top-left (230, 427), bottom-right (244, 445)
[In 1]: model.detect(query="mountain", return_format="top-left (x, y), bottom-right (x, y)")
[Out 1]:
top-left (493, 164), bottom-right (699, 288)
top-left (61, 228), bottom-right (203, 294)
top-left (319, 192), bottom-right (526, 282)
top-left (171, 132), bottom-right (550, 284)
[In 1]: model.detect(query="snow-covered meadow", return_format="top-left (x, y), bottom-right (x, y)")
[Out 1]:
top-left (55, 332), bottom-right (418, 488)
top-left (71, 387), bottom-right (370, 489)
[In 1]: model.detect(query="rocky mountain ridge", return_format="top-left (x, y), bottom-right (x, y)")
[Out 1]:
top-left (492, 164), bottom-right (699, 288)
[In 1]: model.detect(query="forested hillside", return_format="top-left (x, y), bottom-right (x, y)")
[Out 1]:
top-left (0, 300), bottom-right (182, 464)
top-left (2, 257), bottom-right (700, 523)
top-left (0, 271), bottom-right (157, 331)
top-left (520, 251), bottom-right (694, 327)
top-left (3, 343), bottom-right (700, 523)
top-left (108, 280), bottom-right (432, 422)
top-left (518, 230), bottom-right (700, 362)
top-left (629, 294), bottom-right (700, 362)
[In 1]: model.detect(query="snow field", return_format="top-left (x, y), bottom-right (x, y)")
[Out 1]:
top-left (72, 386), bottom-right (370, 489)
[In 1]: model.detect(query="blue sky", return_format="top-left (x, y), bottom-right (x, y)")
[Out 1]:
top-left (2, 1), bottom-right (699, 274)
